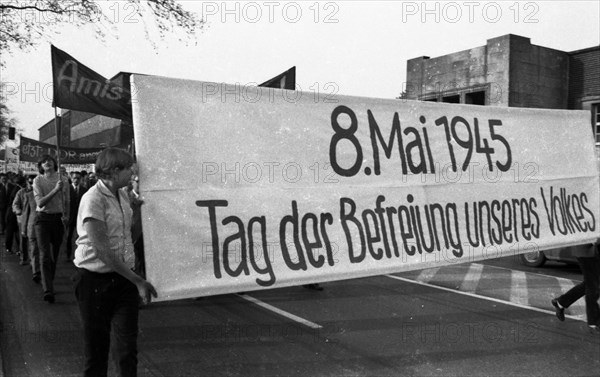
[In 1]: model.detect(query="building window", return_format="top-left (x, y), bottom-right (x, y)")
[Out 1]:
top-left (442, 95), bottom-right (460, 103)
top-left (466, 91), bottom-right (486, 105)
top-left (423, 97), bottom-right (438, 102)
top-left (593, 103), bottom-right (600, 145)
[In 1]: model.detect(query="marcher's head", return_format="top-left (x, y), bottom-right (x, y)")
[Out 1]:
top-left (26, 175), bottom-right (35, 189)
top-left (0, 173), bottom-right (7, 184)
top-left (95, 148), bottom-right (135, 187)
top-left (37, 155), bottom-right (58, 174)
top-left (88, 173), bottom-right (97, 186)
top-left (15, 175), bottom-right (26, 187)
top-left (70, 171), bottom-right (81, 186)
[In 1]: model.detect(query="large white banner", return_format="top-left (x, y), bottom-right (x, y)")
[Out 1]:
top-left (131, 75), bottom-right (599, 302)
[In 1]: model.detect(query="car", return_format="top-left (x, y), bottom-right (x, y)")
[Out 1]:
top-left (519, 246), bottom-right (579, 267)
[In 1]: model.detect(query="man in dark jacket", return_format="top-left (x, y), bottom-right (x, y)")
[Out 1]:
top-left (0, 173), bottom-right (16, 235)
top-left (4, 174), bottom-right (22, 253)
top-left (65, 171), bottom-right (87, 261)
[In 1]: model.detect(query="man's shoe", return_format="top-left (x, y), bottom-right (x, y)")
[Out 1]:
top-left (43, 292), bottom-right (55, 304)
top-left (551, 299), bottom-right (565, 321)
top-left (303, 283), bottom-right (324, 291)
top-left (32, 275), bottom-right (41, 284)
top-left (19, 260), bottom-right (29, 266)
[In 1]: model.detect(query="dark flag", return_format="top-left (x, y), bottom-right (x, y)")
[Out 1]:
top-left (51, 45), bottom-right (132, 120)
top-left (259, 66), bottom-right (296, 89)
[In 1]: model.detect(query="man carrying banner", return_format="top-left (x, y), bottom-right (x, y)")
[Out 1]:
top-left (72, 148), bottom-right (156, 376)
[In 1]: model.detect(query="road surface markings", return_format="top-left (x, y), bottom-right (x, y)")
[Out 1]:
top-left (473, 263), bottom-right (585, 320)
top-left (416, 267), bottom-right (440, 283)
top-left (459, 263), bottom-right (484, 292)
top-left (385, 274), bottom-right (585, 321)
top-left (237, 293), bottom-right (323, 329)
top-left (387, 263), bottom-right (587, 322)
top-left (509, 270), bottom-right (529, 306)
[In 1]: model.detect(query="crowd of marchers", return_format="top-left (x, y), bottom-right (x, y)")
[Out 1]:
top-left (2, 150), bottom-right (155, 376)
top-left (2, 166), bottom-right (98, 301)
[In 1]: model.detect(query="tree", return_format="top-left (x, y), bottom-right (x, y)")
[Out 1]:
top-left (0, 0), bottom-right (205, 66)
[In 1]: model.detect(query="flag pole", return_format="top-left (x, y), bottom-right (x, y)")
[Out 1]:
top-left (53, 106), bottom-right (67, 227)
top-left (53, 106), bottom-right (61, 170)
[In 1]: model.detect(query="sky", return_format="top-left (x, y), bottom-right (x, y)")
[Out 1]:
top-left (1, 0), bottom-right (599, 142)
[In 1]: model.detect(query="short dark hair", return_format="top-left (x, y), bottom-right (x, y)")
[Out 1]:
top-left (95, 148), bottom-right (134, 179)
top-left (37, 155), bottom-right (58, 174)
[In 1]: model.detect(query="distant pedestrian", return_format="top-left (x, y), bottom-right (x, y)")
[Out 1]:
top-left (5, 175), bottom-right (23, 254)
top-left (72, 148), bottom-right (156, 376)
top-left (21, 175), bottom-right (41, 283)
top-left (12, 175), bottom-right (33, 265)
top-left (33, 155), bottom-right (70, 303)
top-left (65, 171), bottom-right (87, 261)
top-left (551, 243), bottom-right (600, 334)
top-left (87, 172), bottom-right (98, 188)
top-left (0, 172), bottom-right (17, 236)
top-left (80, 170), bottom-right (89, 189)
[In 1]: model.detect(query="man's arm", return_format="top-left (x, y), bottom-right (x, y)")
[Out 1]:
top-left (83, 218), bottom-right (156, 304)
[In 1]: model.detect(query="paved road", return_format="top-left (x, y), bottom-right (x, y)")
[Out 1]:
top-left (1, 242), bottom-right (599, 377)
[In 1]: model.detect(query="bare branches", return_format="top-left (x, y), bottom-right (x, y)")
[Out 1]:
top-left (0, 0), bottom-right (205, 66)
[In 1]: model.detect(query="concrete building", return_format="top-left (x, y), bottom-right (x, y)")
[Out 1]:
top-left (405, 34), bottom-right (599, 142)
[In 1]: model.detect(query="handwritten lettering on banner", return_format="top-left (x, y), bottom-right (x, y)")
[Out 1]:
top-left (19, 136), bottom-right (103, 164)
top-left (131, 75), bottom-right (599, 302)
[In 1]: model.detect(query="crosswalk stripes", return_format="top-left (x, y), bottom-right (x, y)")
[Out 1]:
top-left (459, 263), bottom-right (483, 292)
top-left (395, 263), bottom-right (587, 322)
top-left (509, 270), bottom-right (529, 306)
top-left (416, 267), bottom-right (440, 284)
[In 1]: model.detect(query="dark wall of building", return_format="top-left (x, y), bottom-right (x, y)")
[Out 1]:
top-left (38, 118), bottom-right (56, 142)
top-left (568, 47), bottom-right (600, 110)
top-left (508, 35), bottom-right (569, 109)
top-left (68, 123), bottom-right (133, 150)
